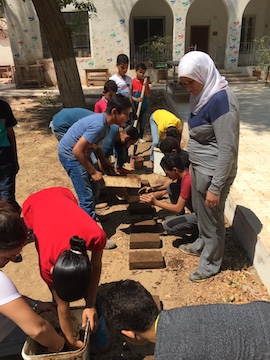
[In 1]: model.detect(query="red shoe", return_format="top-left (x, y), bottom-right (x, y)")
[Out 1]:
top-left (116, 167), bottom-right (130, 174)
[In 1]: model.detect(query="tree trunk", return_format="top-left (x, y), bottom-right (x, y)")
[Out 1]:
top-left (31, 0), bottom-right (86, 107)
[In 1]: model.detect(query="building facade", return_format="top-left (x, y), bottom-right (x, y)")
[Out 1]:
top-left (0, 0), bottom-right (269, 85)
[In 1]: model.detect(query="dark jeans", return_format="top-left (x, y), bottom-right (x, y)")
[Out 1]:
top-left (0, 167), bottom-right (20, 213)
top-left (138, 108), bottom-right (147, 139)
top-left (59, 155), bottom-right (100, 219)
top-left (114, 144), bottom-right (129, 169)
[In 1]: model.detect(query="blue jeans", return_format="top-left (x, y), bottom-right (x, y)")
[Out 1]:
top-left (59, 155), bottom-right (100, 219)
top-left (0, 166), bottom-right (20, 213)
top-left (150, 115), bottom-right (159, 161)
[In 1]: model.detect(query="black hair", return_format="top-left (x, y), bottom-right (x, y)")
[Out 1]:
top-left (102, 280), bottom-right (159, 333)
top-left (116, 54), bottom-right (129, 65)
top-left (166, 126), bottom-right (181, 142)
top-left (160, 153), bottom-right (184, 172)
top-left (104, 80), bottom-right (117, 93)
top-left (52, 236), bottom-right (91, 302)
top-left (136, 62), bottom-right (147, 71)
top-left (106, 94), bottom-right (132, 114)
top-left (0, 200), bottom-right (27, 252)
top-left (159, 136), bottom-right (181, 154)
top-left (124, 125), bottom-right (139, 141)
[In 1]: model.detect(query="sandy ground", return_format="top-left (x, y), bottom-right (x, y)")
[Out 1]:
top-left (3, 92), bottom-right (270, 360)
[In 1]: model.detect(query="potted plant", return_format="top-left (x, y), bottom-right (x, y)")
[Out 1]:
top-left (142, 36), bottom-right (172, 80)
top-left (253, 35), bottom-right (270, 80)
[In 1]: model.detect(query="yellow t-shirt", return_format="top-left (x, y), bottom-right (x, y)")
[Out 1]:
top-left (152, 109), bottom-right (182, 140)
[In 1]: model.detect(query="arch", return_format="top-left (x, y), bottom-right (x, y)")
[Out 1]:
top-left (129, 0), bottom-right (173, 68)
top-left (186, 0), bottom-right (228, 67)
top-left (238, 0), bottom-right (269, 66)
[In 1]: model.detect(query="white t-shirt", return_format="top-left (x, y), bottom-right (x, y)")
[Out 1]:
top-left (109, 73), bottom-right (132, 99)
top-left (0, 271), bottom-right (21, 342)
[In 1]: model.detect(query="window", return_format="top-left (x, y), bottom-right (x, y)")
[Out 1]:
top-left (240, 15), bottom-right (256, 52)
top-left (134, 17), bottom-right (164, 45)
top-left (62, 11), bottom-right (90, 57)
top-left (41, 11), bottom-right (90, 58)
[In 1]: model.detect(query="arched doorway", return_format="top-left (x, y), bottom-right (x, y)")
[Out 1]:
top-left (239, 0), bottom-right (270, 66)
top-left (186, 0), bottom-right (228, 68)
top-left (129, 0), bottom-right (173, 69)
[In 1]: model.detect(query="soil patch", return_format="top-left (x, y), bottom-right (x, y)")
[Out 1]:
top-left (3, 90), bottom-right (270, 360)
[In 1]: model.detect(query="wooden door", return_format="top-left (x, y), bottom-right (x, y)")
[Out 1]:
top-left (190, 26), bottom-right (209, 52)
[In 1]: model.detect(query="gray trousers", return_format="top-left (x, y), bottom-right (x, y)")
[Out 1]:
top-left (163, 212), bottom-right (198, 236)
top-left (190, 166), bottom-right (235, 277)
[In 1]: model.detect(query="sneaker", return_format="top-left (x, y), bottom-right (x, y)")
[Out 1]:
top-left (92, 315), bottom-right (111, 352)
top-left (138, 138), bottom-right (145, 144)
top-left (13, 254), bottom-right (23, 263)
top-left (179, 244), bottom-right (200, 257)
top-left (116, 167), bottom-right (130, 174)
top-left (104, 239), bottom-right (117, 250)
top-left (189, 269), bottom-right (208, 283)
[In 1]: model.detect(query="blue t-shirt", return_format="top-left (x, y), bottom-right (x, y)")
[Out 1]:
top-left (51, 108), bottom-right (94, 132)
top-left (58, 112), bottom-right (109, 160)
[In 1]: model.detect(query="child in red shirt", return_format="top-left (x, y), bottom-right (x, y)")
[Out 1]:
top-left (94, 80), bottom-right (117, 113)
top-left (22, 187), bottom-right (107, 350)
top-left (131, 63), bottom-right (150, 143)
top-left (139, 153), bottom-right (198, 239)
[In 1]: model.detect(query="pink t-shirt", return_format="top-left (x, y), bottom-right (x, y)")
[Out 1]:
top-left (94, 97), bottom-right (107, 113)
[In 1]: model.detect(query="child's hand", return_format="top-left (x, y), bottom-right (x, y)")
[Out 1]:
top-left (138, 186), bottom-right (152, 195)
top-left (91, 171), bottom-right (103, 182)
top-left (140, 193), bottom-right (155, 205)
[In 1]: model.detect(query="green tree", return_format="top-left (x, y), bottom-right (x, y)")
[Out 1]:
top-left (1, 0), bottom-right (96, 107)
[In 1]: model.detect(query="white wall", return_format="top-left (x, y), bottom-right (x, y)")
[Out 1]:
top-left (4, 1), bottom-right (43, 65)
top-left (4, 0), bottom-right (270, 83)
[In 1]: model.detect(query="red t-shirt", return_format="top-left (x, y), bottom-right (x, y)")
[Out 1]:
top-left (94, 97), bottom-right (107, 113)
top-left (22, 187), bottom-right (106, 286)
top-left (180, 171), bottom-right (192, 211)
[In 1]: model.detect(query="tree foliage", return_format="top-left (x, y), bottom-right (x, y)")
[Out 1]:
top-left (0, 0), bottom-right (96, 12)
top-left (1, 0), bottom-right (97, 107)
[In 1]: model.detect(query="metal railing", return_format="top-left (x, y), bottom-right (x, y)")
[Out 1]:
top-left (131, 43), bottom-right (172, 69)
top-left (214, 42), bottom-right (265, 67)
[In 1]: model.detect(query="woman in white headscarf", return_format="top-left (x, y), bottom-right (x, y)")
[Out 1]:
top-left (178, 51), bottom-right (239, 282)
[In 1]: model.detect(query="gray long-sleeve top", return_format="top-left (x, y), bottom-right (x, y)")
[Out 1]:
top-left (187, 88), bottom-right (240, 195)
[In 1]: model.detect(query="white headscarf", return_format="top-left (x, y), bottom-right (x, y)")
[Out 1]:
top-left (178, 51), bottom-right (228, 115)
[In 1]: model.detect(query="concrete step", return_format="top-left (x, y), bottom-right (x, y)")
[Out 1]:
top-left (219, 71), bottom-right (258, 83)
top-left (226, 76), bottom-right (259, 82)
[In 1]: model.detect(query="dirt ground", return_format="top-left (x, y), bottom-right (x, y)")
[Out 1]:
top-left (3, 90), bottom-right (270, 360)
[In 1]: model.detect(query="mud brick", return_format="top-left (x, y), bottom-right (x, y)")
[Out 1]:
top-left (152, 295), bottom-right (163, 311)
top-left (131, 219), bottom-right (160, 233)
top-left (128, 202), bottom-right (156, 216)
top-left (129, 250), bottom-right (165, 269)
top-left (141, 179), bottom-right (150, 187)
top-left (130, 233), bottom-right (161, 249)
